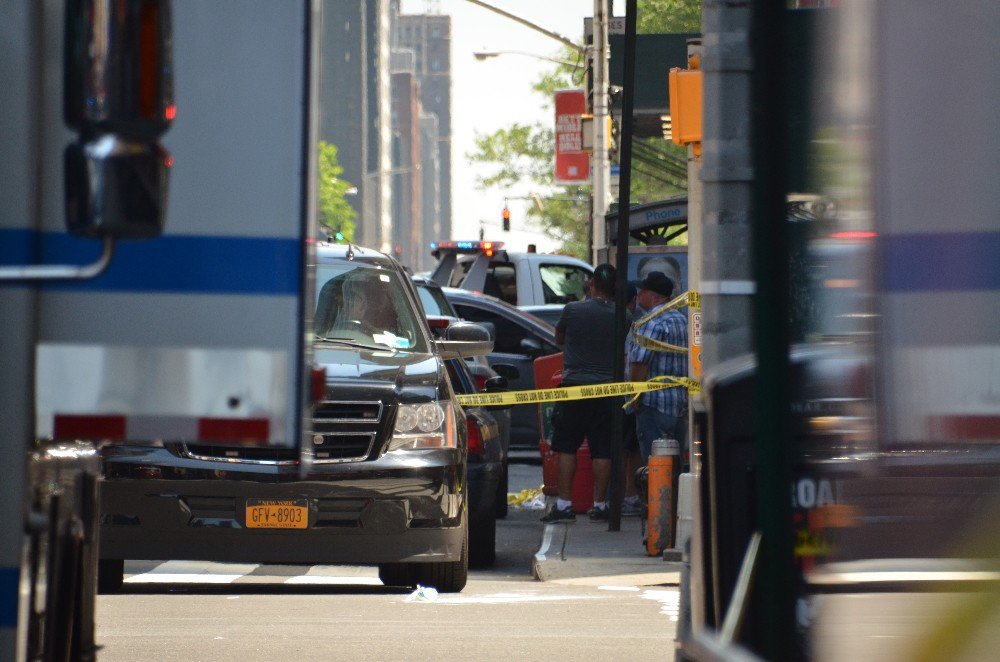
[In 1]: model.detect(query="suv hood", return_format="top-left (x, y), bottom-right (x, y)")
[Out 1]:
top-left (314, 346), bottom-right (442, 400)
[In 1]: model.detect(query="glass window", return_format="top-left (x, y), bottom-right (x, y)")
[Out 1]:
top-left (444, 358), bottom-right (474, 395)
top-left (539, 264), bottom-right (591, 304)
top-left (415, 284), bottom-right (455, 317)
top-left (447, 260), bottom-right (516, 305)
top-left (484, 263), bottom-right (517, 304)
top-left (447, 258), bottom-right (473, 288)
top-left (314, 261), bottom-right (427, 352)
top-left (454, 304), bottom-right (555, 355)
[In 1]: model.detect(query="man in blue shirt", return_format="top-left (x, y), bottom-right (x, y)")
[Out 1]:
top-left (629, 271), bottom-right (689, 462)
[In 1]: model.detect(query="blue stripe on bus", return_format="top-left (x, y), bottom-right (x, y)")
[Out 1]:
top-left (0, 566), bottom-right (17, 628)
top-left (883, 232), bottom-right (1000, 293)
top-left (0, 230), bottom-right (301, 295)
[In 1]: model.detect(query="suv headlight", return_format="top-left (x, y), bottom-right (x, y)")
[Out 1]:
top-left (388, 402), bottom-right (456, 451)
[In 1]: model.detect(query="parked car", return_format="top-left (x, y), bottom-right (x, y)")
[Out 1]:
top-left (413, 275), bottom-right (514, 518)
top-left (442, 287), bottom-right (561, 451)
top-left (443, 357), bottom-right (506, 566)
top-left (98, 243), bottom-right (492, 594)
top-left (518, 304), bottom-right (564, 327)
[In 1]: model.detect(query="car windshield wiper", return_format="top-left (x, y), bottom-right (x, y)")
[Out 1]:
top-left (314, 337), bottom-right (404, 353)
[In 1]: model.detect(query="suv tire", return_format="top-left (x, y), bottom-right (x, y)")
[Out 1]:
top-left (408, 520), bottom-right (468, 593)
top-left (377, 562), bottom-right (413, 588)
top-left (495, 464), bottom-right (509, 519)
top-left (469, 512), bottom-right (496, 568)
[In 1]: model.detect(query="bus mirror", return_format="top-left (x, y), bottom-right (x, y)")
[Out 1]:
top-left (64, 136), bottom-right (171, 239)
top-left (64, 0), bottom-right (175, 141)
top-left (63, 0), bottom-right (174, 239)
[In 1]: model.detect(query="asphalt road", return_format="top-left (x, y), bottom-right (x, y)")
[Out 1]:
top-left (94, 463), bottom-right (680, 661)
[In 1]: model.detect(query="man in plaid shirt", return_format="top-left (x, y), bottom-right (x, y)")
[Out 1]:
top-left (628, 271), bottom-right (689, 462)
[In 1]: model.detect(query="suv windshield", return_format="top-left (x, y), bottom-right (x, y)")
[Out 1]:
top-left (315, 260), bottom-right (428, 352)
top-left (538, 264), bottom-right (590, 304)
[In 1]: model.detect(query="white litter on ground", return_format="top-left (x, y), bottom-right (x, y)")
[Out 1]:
top-left (404, 585), bottom-right (439, 602)
top-left (642, 588), bottom-right (681, 622)
top-left (508, 488), bottom-right (547, 510)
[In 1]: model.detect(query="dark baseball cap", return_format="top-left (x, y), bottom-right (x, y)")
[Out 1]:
top-left (637, 271), bottom-right (674, 298)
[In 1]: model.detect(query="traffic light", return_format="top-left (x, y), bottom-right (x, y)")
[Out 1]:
top-left (334, 230), bottom-right (345, 242)
top-left (502, 207), bottom-right (511, 232)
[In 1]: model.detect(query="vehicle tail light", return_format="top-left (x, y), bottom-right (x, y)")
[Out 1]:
top-left (427, 317), bottom-right (451, 330)
top-left (466, 418), bottom-right (483, 455)
top-left (474, 375), bottom-right (488, 392)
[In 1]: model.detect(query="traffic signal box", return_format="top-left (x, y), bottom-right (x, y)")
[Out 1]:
top-left (668, 66), bottom-right (702, 157)
top-left (502, 207), bottom-right (511, 232)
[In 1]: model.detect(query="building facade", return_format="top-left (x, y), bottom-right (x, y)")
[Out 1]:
top-left (394, 6), bottom-right (452, 243)
top-left (390, 50), bottom-right (424, 270)
top-left (319, 0), bottom-right (392, 250)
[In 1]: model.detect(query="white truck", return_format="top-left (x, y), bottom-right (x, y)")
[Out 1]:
top-left (427, 241), bottom-right (594, 312)
top-left (2, 2), bottom-right (317, 658)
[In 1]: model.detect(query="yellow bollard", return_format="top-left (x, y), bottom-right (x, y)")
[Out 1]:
top-left (647, 438), bottom-right (680, 557)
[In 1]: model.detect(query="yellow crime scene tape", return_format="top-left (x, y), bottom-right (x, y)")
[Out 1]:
top-left (631, 289), bottom-right (700, 354)
top-left (455, 376), bottom-right (700, 408)
top-left (454, 290), bottom-right (703, 409)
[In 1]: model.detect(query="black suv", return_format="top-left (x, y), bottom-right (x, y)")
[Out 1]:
top-left (98, 243), bottom-right (491, 593)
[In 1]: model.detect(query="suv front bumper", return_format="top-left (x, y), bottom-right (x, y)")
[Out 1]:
top-left (99, 448), bottom-right (465, 565)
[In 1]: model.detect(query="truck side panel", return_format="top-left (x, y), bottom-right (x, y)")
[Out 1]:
top-left (30, 1), bottom-right (318, 446)
top-left (874, 0), bottom-right (1000, 445)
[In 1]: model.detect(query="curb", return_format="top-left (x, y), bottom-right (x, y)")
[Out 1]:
top-left (531, 522), bottom-right (683, 586)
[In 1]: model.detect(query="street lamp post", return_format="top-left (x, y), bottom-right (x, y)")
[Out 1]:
top-left (590, 0), bottom-right (610, 265)
top-left (465, 0), bottom-right (611, 265)
top-left (473, 50), bottom-right (585, 70)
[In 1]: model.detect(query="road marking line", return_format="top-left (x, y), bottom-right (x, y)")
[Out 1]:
top-left (125, 560), bottom-right (259, 584)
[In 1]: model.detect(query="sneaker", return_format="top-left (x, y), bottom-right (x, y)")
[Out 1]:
top-left (621, 500), bottom-right (642, 518)
top-left (540, 505), bottom-right (576, 523)
top-left (587, 505), bottom-right (610, 521)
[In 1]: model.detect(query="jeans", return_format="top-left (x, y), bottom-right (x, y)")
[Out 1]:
top-left (636, 407), bottom-right (687, 463)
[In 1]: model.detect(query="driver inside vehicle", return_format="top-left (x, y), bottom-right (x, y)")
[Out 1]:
top-left (334, 275), bottom-right (408, 345)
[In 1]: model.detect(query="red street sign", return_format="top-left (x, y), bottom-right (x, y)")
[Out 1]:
top-left (554, 90), bottom-right (589, 184)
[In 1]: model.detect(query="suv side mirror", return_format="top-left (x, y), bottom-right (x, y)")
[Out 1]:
top-left (491, 363), bottom-right (521, 381)
top-left (435, 322), bottom-right (494, 359)
top-left (484, 375), bottom-right (508, 392)
top-left (477, 321), bottom-right (497, 341)
top-left (519, 337), bottom-right (543, 356)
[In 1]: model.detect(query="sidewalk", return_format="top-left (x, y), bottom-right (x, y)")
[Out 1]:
top-left (530, 508), bottom-right (683, 587)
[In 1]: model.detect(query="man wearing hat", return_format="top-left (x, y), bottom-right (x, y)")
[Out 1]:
top-left (629, 271), bottom-right (689, 462)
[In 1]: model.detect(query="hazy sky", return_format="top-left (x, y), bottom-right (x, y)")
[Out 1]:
top-left (401, 0), bottom-right (607, 253)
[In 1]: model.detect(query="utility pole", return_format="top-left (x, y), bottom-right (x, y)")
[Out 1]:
top-left (463, 0), bottom-right (607, 265)
top-left (590, 0), bottom-right (611, 264)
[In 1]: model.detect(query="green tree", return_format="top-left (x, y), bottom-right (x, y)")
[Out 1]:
top-left (317, 140), bottom-right (357, 241)
top-left (638, 0), bottom-right (701, 33)
top-left (466, 0), bottom-right (700, 254)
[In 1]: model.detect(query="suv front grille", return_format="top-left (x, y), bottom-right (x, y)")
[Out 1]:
top-left (183, 444), bottom-right (297, 465)
top-left (310, 400), bottom-right (384, 463)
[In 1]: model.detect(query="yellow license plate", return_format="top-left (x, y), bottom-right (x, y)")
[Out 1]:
top-left (245, 499), bottom-right (308, 529)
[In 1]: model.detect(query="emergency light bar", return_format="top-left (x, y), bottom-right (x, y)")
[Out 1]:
top-left (429, 241), bottom-right (505, 259)
top-left (429, 241), bottom-right (505, 253)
